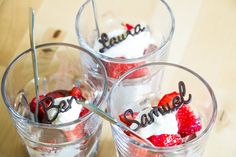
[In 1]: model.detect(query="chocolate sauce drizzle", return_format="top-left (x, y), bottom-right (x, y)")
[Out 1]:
top-left (98, 24), bottom-right (146, 53)
top-left (37, 96), bottom-right (83, 123)
top-left (123, 81), bottom-right (192, 131)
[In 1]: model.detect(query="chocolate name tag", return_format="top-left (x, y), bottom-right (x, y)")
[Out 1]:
top-left (123, 81), bottom-right (192, 131)
top-left (98, 24), bottom-right (146, 53)
top-left (38, 96), bottom-right (83, 123)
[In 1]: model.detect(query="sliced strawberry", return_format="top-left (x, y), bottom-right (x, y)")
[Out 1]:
top-left (79, 107), bottom-right (90, 118)
top-left (70, 87), bottom-right (82, 99)
top-left (30, 95), bottom-right (50, 122)
top-left (147, 134), bottom-right (183, 147)
top-left (176, 105), bottom-right (202, 137)
top-left (119, 112), bottom-right (139, 126)
top-left (104, 59), bottom-right (148, 79)
top-left (158, 92), bottom-right (179, 109)
top-left (64, 123), bottom-right (85, 141)
top-left (127, 132), bottom-right (166, 157)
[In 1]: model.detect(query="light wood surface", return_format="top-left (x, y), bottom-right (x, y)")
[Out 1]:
top-left (1, 0), bottom-right (236, 156)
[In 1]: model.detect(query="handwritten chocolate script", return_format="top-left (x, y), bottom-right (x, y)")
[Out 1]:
top-left (37, 96), bottom-right (82, 123)
top-left (123, 81), bottom-right (192, 131)
top-left (98, 24), bottom-right (146, 53)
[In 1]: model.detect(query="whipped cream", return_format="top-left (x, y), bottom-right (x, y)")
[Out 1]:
top-left (93, 24), bottom-right (155, 59)
top-left (47, 96), bottom-right (82, 125)
top-left (130, 108), bottom-right (178, 139)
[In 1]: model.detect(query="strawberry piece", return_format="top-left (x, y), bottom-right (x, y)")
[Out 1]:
top-left (70, 87), bottom-right (82, 99)
top-left (79, 107), bottom-right (90, 118)
top-left (119, 112), bottom-right (139, 126)
top-left (176, 105), bottom-right (202, 137)
top-left (158, 92), bottom-right (179, 109)
top-left (127, 133), bottom-right (166, 157)
top-left (124, 23), bottom-right (134, 31)
top-left (30, 95), bottom-right (50, 122)
top-left (104, 58), bottom-right (148, 79)
top-left (64, 123), bottom-right (85, 141)
top-left (147, 134), bottom-right (183, 147)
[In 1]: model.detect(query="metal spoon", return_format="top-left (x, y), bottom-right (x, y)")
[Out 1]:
top-left (77, 100), bottom-right (154, 147)
top-left (29, 8), bottom-right (40, 122)
top-left (92, 0), bottom-right (100, 37)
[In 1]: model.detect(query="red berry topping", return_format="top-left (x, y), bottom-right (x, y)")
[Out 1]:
top-left (64, 123), bottom-right (85, 141)
top-left (79, 107), bottom-right (90, 118)
top-left (104, 58), bottom-right (148, 79)
top-left (147, 134), bottom-right (183, 147)
top-left (158, 92), bottom-right (179, 109)
top-left (30, 95), bottom-right (50, 121)
top-left (176, 105), bottom-right (202, 137)
top-left (123, 23), bottom-right (134, 31)
top-left (70, 87), bottom-right (82, 99)
top-left (119, 112), bottom-right (139, 126)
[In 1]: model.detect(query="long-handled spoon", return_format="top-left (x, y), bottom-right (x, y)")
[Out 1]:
top-left (92, 0), bottom-right (100, 37)
top-left (77, 100), bottom-right (154, 147)
top-left (29, 8), bottom-right (40, 122)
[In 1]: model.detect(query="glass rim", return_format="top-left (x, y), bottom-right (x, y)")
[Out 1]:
top-left (1, 42), bottom-right (108, 129)
top-left (108, 62), bottom-right (217, 152)
top-left (75, 0), bottom-right (175, 63)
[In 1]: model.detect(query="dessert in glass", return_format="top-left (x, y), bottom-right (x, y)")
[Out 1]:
top-left (1, 43), bottom-right (108, 157)
top-left (75, 0), bottom-right (175, 86)
top-left (108, 62), bottom-right (217, 157)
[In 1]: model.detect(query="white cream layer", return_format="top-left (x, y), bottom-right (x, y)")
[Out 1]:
top-left (130, 108), bottom-right (178, 139)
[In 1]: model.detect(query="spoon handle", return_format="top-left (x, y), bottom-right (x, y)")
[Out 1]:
top-left (78, 100), bottom-right (154, 146)
top-left (29, 8), bottom-right (40, 122)
top-left (92, 0), bottom-right (100, 37)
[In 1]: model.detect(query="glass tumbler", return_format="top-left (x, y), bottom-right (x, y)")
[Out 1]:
top-left (1, 42), bottom-right (108, 157)
top-left (108, 62), bottom-right (217, 157)
top-left (76, 0), bottom-right (175, 86)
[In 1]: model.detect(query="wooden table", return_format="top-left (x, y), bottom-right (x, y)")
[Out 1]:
top-left (1, 0), bottom-right (236, 156)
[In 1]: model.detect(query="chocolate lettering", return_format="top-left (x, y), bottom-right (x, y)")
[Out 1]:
top-left (140, 114), bottom-right (149, 127)
top-left (66, 96), bottom-right (76, 110)
top-left (109, 37), bottom-right (118, 46)
top-left (127, 30), bottom-right (135, 36)
top-left (158, 106), bottom-right (166, 115)
top-left (98, 24), bottom-right (146, 53)
top-left (122, 81), bottom-right (192, 131)
top-left (172, 96), bottom-right (182, 110)
top-left (134, 24), bottom-right (145, 34)
top-left (117, 33), bottom-right (127, 42)
top-left (123, 109), bottom-right (141, 131)
top-left (147, 110), bottom-right (155, 124)
top-left (163, 103), bottom-right (172, 113)
top-left (58, 100), bottom-right (68, 112)
top-left (98, 33), bottom-right (110, 53)
top-left (179, 81), bottom-right (192, 104)
top-left (38, 96), bottom-right (84, 123)
top-left (40, 97), bottom-right (59, 123)
top-left (152, 107), bottom-right (159, 117)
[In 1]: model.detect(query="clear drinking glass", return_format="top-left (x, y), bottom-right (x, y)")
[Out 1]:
top-left (75, 0), bottom-right (175, 86)
top-left (1, 43), bottom-right (108, 157)
top-left (108, 62), bottom-right (217, 157)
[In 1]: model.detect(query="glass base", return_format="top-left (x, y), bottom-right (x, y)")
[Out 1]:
top-left (25, 123), bottom-right (102, 157)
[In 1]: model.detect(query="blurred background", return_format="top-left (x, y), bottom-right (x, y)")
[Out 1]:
top-left (0, 0), bottom-right (236, 156)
